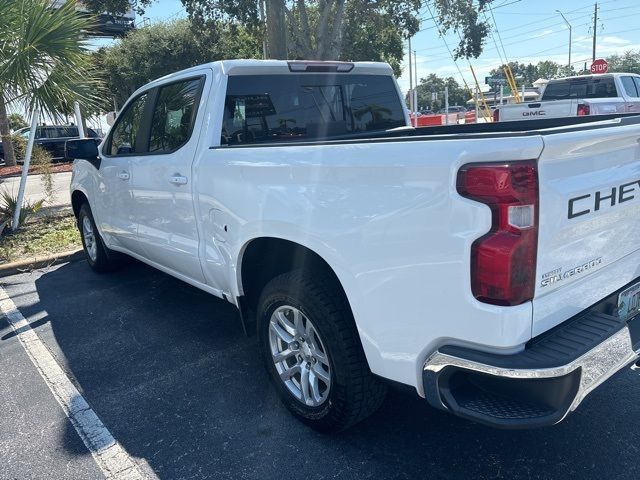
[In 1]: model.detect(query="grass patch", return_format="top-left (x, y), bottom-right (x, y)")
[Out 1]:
top-left (0, 209), bottom-right (81, 264)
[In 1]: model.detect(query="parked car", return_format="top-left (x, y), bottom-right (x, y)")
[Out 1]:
top-left (0, 125), bottom-right (100, 163)
top-left (69, 60), bottom-right (640, 432)
top-left (438, 105), bottom-right (467, 118)
top-left (494, 73), bottom-right (640, 121)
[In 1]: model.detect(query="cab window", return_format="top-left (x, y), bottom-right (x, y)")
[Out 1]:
top-left (108, 93), bottom-right (148, 156)
top-left (148, 78), bottom-right (202, 153)
top-left (223, 74), bottom-right (406, 145)
top-left (59, 126), bottom-right (79, 137)
top-left (633, 78), bottom-right (640, 99)
top-left (19, 127), bottom-right (46, 139)
top-left (621, 77), bottom-right (638, 97)
top-left (542, 76), bottom-right (619, 100)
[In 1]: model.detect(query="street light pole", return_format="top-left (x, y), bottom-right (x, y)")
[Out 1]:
top-left (408, 37), bottom-right (414, 119)
top-left (556, 10), bottom-right (572, 69)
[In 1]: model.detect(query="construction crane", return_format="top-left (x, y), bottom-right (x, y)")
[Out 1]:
top-left (469, 65), bottom-right (494, 121)
top-left (503, 64), bottom-right (522, 103)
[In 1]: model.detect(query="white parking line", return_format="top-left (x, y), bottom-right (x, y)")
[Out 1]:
top-left (0, 286), bottom-right (150, 480)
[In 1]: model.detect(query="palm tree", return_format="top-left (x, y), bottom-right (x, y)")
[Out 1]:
top-left (0, 0), bottom-right (102, 167)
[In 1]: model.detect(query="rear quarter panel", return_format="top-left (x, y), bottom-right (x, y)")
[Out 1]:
top-left (193, 135), bottom-right (544, 390)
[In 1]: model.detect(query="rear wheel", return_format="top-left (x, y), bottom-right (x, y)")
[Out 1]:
top-left (257, 270), bottom-right (386, 432)
top-left (77, 202), bottom-right (123, 273)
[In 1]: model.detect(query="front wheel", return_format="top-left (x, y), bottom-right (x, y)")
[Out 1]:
top-left (77, 202), bottom-right (123, 273)
top-left (257, 270), bottom-right (387, 432)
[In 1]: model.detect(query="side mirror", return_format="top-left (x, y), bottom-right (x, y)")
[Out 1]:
top-left (65, 138), bottom-right (101, 168)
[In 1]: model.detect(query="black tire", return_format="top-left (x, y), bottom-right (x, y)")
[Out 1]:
top-left (77, 202), bottom-right (123, 273)
top-left (257, 270), bottom-right (387, 432)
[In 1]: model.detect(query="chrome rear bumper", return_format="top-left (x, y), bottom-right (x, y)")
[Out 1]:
top-left (423, 309), bottom-right (640, 428)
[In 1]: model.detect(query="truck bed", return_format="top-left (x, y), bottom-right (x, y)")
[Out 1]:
top-left (216, 113), bottom-right (640, 148)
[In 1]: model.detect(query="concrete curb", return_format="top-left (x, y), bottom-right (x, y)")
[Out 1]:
top-left (0, 248), bottom-right (84, 278)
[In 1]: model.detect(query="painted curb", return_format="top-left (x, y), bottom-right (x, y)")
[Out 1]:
top-left (0, 248), bottom-right (84, 278)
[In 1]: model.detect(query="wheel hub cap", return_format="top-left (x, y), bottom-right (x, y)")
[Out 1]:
top-left (82, 216), bottom-right (98, 262)
top-left (268, 306), bottom-right (331, 407)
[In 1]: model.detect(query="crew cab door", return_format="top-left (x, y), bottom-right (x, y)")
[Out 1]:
top-left (619, 76), bottom-right (640, 114)
top-left (96, 91), bottom-right (150, 253)
top-left (129, 75), bottom-right (207, 283)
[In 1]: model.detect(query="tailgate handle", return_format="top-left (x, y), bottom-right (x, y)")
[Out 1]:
top-left (528, 103), bottom-right (542, 108)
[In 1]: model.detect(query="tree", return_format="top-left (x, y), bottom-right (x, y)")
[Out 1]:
top-left (432, 0), bottom-right (495, 59)
top-left (329, 2), bottom-right (404, 76)
top-left (183, 0), bottom-right (422, 64)
top-left (82, 0), bottom-right (153, 15)
top-left (7, 114), bottom-right (28, 132)
top-left (411, 74), bottom-right (468, 112)
top-left (489, 61), bottom-right (577, 87)
top-left (89, 1), bottom-right (498, 66)
top-left (98, 19), bottom-right (262, 107)
top-left (536, 61), bottom-right (564, 81)
top-left (0, 0), bottom-right (101, 167)
top-left (606, 51), bottom-right (640, 75)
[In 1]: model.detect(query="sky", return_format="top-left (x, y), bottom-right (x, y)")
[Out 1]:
top-left (397, 0), bottom-right (640, 93)
top-left (95, 0), bottom-right (640, 95)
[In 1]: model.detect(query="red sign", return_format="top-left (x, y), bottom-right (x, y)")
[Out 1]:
top-left (590, 59), bottom-right (609, 74)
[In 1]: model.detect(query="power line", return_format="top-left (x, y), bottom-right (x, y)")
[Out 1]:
top-left (483, 10), bottom-right (507, 67)
top-left (411, 0), bottom-right (640, 85)
top-left (488, 2), bottom-right (510, 64)
top-left (422, 2), bottom-right (472, 93)
top-left (413, 9), bottom-right (617, 59)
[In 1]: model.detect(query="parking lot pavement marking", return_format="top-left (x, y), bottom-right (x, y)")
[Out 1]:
top-left (0, 286), bottom-right (151, 480)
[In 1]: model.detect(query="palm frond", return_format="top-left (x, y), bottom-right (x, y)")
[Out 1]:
top-left (0, 0), bottom-right (103, 117)
top-left (0, 189), bottom-right (43, 229)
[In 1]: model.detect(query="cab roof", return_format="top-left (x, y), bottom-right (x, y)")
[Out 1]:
top-left (142, 59), bottom-right (394, 90)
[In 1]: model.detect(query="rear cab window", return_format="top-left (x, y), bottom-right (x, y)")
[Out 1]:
top-left (542, 76), bottom-right (619, 101)
top-left (223, 74), bottom-right (405, 145)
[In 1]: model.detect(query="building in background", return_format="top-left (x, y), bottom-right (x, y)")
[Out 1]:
top-left (52, 0), bottom-right (135, 37)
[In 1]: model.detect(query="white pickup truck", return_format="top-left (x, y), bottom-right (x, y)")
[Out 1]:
top-left (494, 73), bottom-right (640, 122)
top-left (68, 60), bottom-right (640, 432)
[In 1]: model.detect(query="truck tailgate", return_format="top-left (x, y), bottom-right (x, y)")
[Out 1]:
top-left (533, 118), bottom-right (640, 335)
top-left (501, 99), bottom-right (578, 122)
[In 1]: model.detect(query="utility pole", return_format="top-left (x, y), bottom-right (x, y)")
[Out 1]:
top-left (556, 10), bottom-right (572, 68)
top-left (408, 37), bottom-right (414, 119)
top-left (474, 88), bottom-right (479, 123)
top-left (592, 2), bottom-right (598, 62)
top-left (413, 50), bottom-right (418, 116)
top-left (444, 85), bottom-right (449, 125)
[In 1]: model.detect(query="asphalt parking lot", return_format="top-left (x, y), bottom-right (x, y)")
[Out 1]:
top-left (1, 258), bottom-right (639, 480)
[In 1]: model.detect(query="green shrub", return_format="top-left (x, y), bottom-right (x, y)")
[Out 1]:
top-left (0, 190), bottom-right (44, 231)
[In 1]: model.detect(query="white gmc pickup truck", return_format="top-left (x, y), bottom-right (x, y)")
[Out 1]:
top-left (495, 73), bottom-right (640, 122)
top-left (68, 60), bottom-right (640, 432)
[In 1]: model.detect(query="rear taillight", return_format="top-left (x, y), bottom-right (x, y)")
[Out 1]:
top-left (456, 161), bottom-right (539, 306)
top-left (577, 104), bottom-right (590, 116)
top-left (493, 108), bottom-right (500, 122)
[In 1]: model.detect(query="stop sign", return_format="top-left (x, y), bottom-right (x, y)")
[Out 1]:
top-left (591, 59), bottom-right (609, 74)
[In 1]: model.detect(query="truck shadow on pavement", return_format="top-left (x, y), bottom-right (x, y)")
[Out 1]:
top-left (13, 259), bottom-right (640, 479)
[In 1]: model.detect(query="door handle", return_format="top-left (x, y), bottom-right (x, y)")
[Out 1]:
top-left (117, 171), bottom-right (130, 180)
top-left (168, 174), bottom-right (188, 186)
